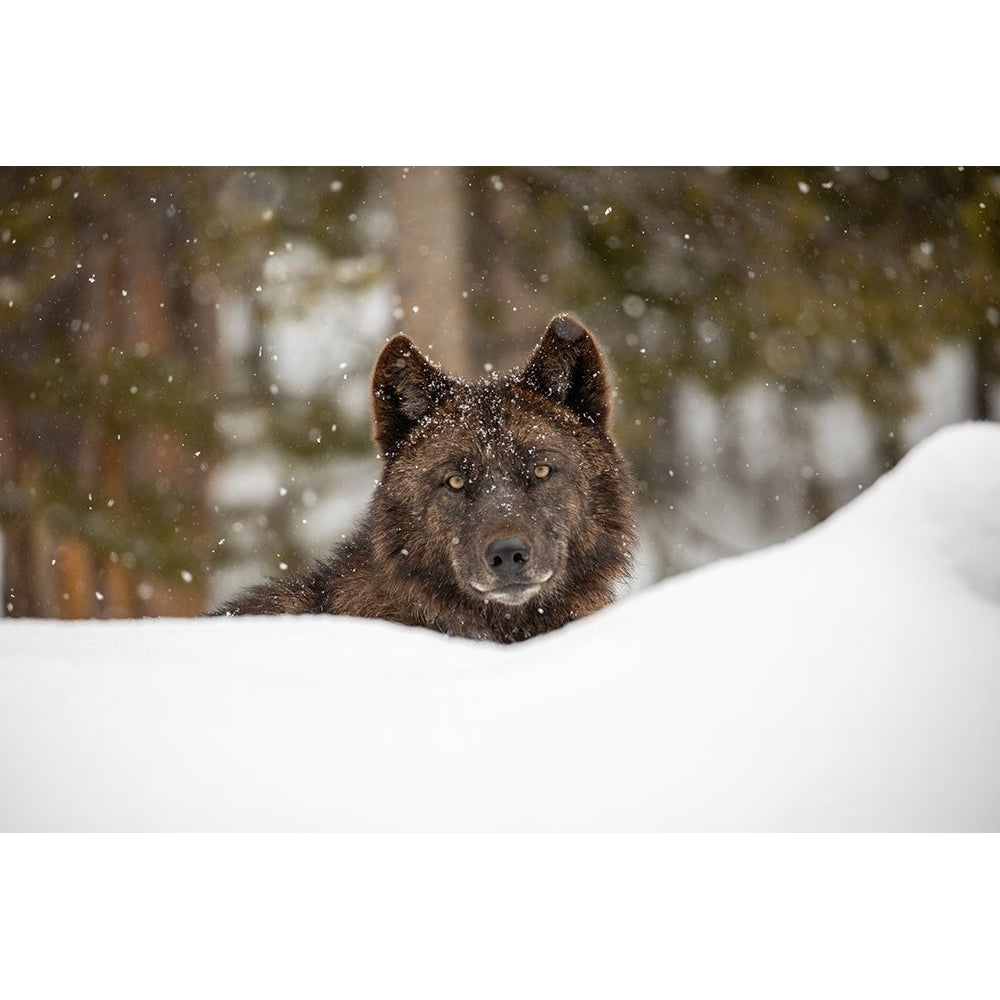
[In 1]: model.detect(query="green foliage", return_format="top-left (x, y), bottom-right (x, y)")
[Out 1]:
top-left (0, 167), bottom-right (379, 613)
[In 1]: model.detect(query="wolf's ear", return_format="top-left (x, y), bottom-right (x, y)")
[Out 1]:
top-left (372, 335), bottom-right (448, 457)
top-left (522, 314), bottom-right (611, 431)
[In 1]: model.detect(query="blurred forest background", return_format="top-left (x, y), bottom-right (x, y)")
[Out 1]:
top-left (1, 165), bottom-right (998, 618)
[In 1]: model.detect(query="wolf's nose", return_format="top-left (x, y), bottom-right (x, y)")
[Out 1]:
top-left (486, 537), bottom-right (530, 579)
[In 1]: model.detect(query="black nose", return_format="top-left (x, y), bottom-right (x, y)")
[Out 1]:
top-left (485, 537), bottom-right (530, 580)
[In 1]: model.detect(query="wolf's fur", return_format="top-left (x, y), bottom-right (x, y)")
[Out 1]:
top-left (214, 314), bottom-right (636, 642)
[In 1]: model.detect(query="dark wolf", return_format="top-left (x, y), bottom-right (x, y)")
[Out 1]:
top-left (214, 314), bottom-right (636, 642)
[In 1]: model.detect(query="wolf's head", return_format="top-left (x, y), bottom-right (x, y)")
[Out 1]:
top-left (368, 314), bottom-right (635, 638)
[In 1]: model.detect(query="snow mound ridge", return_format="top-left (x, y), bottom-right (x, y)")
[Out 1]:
top-left (1, 421), bottom-right (998, 831)
top-left (827, 420), bottom-right (1000, 602)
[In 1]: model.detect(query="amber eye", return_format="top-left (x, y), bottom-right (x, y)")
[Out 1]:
top-left (533, 464), bottom-right (552, 480)
top-left (446, 474), bottom-right (465, 491)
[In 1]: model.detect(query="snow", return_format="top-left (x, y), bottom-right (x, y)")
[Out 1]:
top-left (2, 421), bottom-right (999, 831)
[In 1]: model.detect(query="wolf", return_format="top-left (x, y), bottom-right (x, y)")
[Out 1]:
top-left (214, 314), bottom-right (636, 642)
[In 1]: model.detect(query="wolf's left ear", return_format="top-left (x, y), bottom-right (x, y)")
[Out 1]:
top-left (372, 335), bottom-right (449, 457)
top-left (522, 314), bottom-right (611, 431)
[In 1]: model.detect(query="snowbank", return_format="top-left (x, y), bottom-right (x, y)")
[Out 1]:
top-left (2, 421), bottom-right (999, 831)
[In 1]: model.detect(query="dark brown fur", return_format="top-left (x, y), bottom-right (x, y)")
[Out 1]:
top-left (213, 314), bottom-right (636, 642)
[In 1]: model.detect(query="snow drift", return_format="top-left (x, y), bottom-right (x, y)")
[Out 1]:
top-left (1, 421), bottom-right (998, 831)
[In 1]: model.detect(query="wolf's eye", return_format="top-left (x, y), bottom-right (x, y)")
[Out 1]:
top-left (446, 474), bottom-right (465, 491)
top-left (533, 464), bottom-right (552, 480)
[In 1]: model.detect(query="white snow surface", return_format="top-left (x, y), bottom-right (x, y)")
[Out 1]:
top-left (2, 422), bottom-right (999, 831)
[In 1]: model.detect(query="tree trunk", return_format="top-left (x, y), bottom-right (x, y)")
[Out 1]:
top-left (971, 328), bottom-right (998, 421)
top-left (386, 166), bottom-right (473, 377)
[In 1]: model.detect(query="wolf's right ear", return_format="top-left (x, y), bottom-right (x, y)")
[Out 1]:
top-left (371, 335), bottom-right (449, 457)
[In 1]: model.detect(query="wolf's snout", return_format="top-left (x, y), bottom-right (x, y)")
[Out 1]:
top-left (485, 537), bottom-right (530, 580)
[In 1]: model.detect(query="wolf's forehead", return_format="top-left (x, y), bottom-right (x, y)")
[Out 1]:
top-left (414, 385), bottom-right (567, 460)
